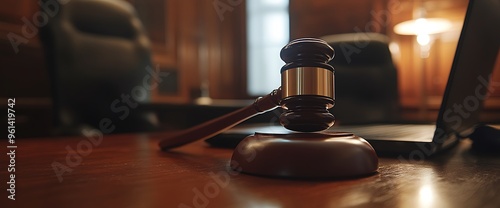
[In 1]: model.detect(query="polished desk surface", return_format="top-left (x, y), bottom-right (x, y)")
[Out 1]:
top-left (2, 133), bottom-right (500, 208)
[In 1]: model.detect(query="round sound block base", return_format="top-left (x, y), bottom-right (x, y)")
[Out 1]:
top-left (230, 132), bottom-right (378, 178)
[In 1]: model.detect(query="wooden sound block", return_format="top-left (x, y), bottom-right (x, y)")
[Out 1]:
top-left (230, 132), bottom-right (378, 178)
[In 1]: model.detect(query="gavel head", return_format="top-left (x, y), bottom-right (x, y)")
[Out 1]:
top-left (279, 38), bottom-right (335, 132)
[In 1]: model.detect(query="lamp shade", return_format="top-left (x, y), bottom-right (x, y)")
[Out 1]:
top-left (394, 18), bottom-right (452, 35)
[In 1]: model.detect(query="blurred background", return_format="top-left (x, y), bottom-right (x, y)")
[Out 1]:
top-left (1, 0), bottom-right (499, 138)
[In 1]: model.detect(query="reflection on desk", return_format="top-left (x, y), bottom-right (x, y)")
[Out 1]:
top-left (1, 133), bottom-right (499, 207)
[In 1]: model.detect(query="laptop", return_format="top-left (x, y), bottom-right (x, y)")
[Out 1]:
top-left (206, 0), bottom-right (500, 156)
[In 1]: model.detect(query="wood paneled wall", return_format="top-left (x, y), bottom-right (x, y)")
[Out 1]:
top-left (1, 0), bottom-right (499, 124)
top-left (1, 0), bottom-right (247, 103)
top-left (290, 0), bottom-right (390, 38)
top-left (389, 0), bottom-right (469, 110)
top-left (131, 0), bottom-right (247, 102)
top-left (389, 0), bottom-right (500, 122)
top-left (290, 0), bottom-right (500, 121)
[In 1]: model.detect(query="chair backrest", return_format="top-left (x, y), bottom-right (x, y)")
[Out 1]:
top-left (321, 33), bottom-right (400, 124)
top-left (40, 0), bottom-right (158, 134)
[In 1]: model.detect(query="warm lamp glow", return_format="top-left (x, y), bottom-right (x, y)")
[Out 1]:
top-left (416, 34), bottom-right (430, 45)
top-left (394, 18), bottom-right (452, 35)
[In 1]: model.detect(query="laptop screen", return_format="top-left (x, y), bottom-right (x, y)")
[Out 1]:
top-left (436, 0), bottom-right (500, 136)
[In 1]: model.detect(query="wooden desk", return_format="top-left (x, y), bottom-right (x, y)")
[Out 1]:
top-left (2, 133), bottom-right (500, 208)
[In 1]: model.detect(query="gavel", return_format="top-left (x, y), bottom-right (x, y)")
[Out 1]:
top-left (159, 38), bottom-right (335, 149)
top-left (158, 38), bottom-right (378, 178)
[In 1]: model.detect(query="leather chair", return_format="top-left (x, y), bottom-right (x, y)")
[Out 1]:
top-left (40, 0), bottom-right (159, 135)
top-left (321, 33), bottom-right (400, 124)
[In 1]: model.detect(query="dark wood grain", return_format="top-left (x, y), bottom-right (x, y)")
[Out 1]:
top-left (2, 133), bottom-right (500, 207)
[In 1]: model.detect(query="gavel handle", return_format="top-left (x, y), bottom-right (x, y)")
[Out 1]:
top-left (158, 88), bottom-right (282, 150)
